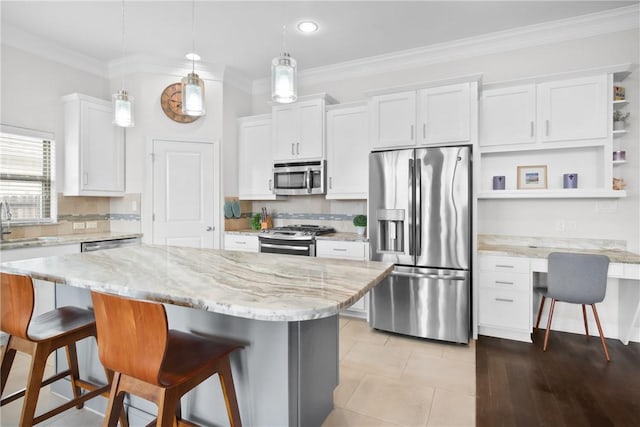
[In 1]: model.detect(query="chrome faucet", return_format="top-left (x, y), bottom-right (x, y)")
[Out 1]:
top-left (0, 200), bottom-right (13, 241)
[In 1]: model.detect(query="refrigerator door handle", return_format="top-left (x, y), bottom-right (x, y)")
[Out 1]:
top-left (391, 271), bottom-right (466, 281)
top-left (408, 157), bottom-right (414, 256)
top-left (415, 159), bottom-right (422, 257)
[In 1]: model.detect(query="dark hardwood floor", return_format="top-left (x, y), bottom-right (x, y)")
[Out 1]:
top-left (476, 328), bottom-right (640, 427)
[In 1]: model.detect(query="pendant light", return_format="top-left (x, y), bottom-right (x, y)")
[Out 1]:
top-left (182, 0), bottom-right (205, 116)
top-left (271, 25), bottom-right (297, 104)
top-left (112, 0), bottom-right (134, 127)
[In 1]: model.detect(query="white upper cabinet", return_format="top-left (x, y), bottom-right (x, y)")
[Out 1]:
top-left (480, 85), bottom-right (537, 147)
top-left (63, 93), bottom-right (125, 196)
top-left (538, 75), bottom-right (608, 142)
top-left (370, 82), bottom-right (473, 150)
top-left (370, 91), bottom-right (416, 149)
top-left (326, 104), bottom-right (369, 199)
top-left (238, 115), bottom-right (278, 200)
top-left (417, 83), bottom-right (471, 145)
top-left (273, 97), bottom-right (326, 162)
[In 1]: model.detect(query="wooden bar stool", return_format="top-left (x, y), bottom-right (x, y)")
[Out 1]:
top-left (0, 273), bottom-right (127, 426)
top-left (91, 290), bottom-right (244, 427)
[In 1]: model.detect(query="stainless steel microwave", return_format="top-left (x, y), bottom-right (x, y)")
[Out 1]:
top-left (273, 160), bottom-right (326, 195)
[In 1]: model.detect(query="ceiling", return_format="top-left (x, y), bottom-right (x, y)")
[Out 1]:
top-left (2, 1), bottom-right (638, 80)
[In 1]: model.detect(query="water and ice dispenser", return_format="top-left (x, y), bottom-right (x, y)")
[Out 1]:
top-left (376, 209), bottom-right (405, 253)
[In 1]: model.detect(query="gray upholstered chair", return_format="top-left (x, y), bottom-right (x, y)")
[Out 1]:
top-left (534, 252), bottom-right (610, 361)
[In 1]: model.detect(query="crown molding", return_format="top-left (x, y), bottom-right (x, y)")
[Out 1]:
top-left (2, 24), bottom-right (253, 93)
top-left (1, 23), bottom-right (108, 77)
top-left (252, 4), bottom-right (640, 95)
top-left (108, 54), bottom-right (225, 81)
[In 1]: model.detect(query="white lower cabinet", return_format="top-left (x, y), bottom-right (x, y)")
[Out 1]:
top-left (478, 255), bottom-right (532, 342)
top-left (316, 239), bottom-right (369, 318)
top-left (224, 234), bottom-right (259, 252)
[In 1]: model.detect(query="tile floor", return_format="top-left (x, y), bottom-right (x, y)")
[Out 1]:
top-left (1, 318), bottom-right (476, 426)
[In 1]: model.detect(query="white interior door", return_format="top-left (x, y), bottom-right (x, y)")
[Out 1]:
top-left (152, 139), bottom-right (216, 248)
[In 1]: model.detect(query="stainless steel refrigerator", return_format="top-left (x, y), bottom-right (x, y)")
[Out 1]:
top-left (368, 146), bottom-right (471, 344)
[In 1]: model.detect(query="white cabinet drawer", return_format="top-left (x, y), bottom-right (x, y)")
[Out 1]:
top-left (224, 234), bottom-right (259, 252)
top-left (479, 288), bottom-right (530, 331)
top-left (479, 255), bottom-right (530, 273)
top-left (479, 271), bottom-right (530, 292)
top-left (316, 240), bottom-right (366, 260)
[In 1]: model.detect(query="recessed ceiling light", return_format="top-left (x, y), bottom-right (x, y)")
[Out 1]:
top-left (297, 21), bottom-right (318, 33)
top-left (185, 52), bottom-right (201, 61)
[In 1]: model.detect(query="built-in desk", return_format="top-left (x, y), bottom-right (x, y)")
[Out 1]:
top-left (477, 236), bottom-right (640, 345)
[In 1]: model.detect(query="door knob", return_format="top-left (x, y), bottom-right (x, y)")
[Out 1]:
top-left (206, 226), bottom-right (214, 231)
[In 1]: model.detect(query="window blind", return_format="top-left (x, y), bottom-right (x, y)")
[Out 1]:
top-left (0, 129), bottom-right (56, 223)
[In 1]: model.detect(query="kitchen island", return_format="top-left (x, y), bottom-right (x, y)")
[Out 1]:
top-left (0, 244), bottom-right (393, 426)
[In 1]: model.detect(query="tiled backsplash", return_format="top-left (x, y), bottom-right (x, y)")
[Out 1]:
top-left (250, 196), bottom-right (367, 232)
top-left (6, 193), bottom-right (141, 238)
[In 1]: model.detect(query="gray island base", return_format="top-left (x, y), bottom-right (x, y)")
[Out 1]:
top-left (0, 245), bottom-right (393, 426)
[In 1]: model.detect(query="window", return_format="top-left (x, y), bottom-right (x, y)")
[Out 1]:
top-left (0, 125), bottom-right (56, 224)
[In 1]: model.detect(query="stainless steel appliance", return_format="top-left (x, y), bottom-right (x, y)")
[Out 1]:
top-left (258, 224), bottom-right (335, 256)
top-left (81, 236), bottom-right (141, 252)
top-left (273, 161), bottom-right (326, 195)
top-left (368, 146), bottom-right (471, 343)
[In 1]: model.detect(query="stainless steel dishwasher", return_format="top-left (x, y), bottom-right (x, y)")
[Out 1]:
top-left (81, 236), bottom-right (141, 252)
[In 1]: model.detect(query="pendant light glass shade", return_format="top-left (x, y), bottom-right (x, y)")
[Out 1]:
top-left (112, 0), bottom-right (134, 128)
top-left (182, 72), bottom-right (206, 116)
top-left (112, 90), bottom-right (135, 127)
top-left (182, 0), bottom-right (205, 117)
top-left (271, 52), bottom-right (297, 104)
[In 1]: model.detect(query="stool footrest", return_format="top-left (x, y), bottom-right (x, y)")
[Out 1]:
top-left (0, 369), bottom-right (71, 406)
top-left (31, 383), bottom-right (110, 425)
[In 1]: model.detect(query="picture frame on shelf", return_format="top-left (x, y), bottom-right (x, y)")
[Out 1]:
top-left (517, 165), bottom-right (547, 189)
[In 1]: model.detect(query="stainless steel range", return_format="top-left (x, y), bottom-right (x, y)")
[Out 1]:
top-left (258, 224), bottom-right (336, 256)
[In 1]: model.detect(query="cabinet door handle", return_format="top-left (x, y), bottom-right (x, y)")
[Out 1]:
top-left (235, 241), bottom-right (246, 244)
top-left (530, 121), bottom-right (534, 137)
top-left (83, 172), bottom-right (88, 186)
top-left (423, 123), bottom-right (426, 139)
top-left (495, 298), bottom-right (514, 303)
top-left (545, 120), bottom-right (550, 136)
top-left (291, 143), bottom-right (295, 155)
top-left (495, 280), bottom-right (514, 285)
top-left (332, 248), bottom-right (348, 252)
top-left (495, 264), bottom-right (514, 269)
top-left (410, 125), bottom-right (414, 141)
top-left (329, 177), bottom-right (332, 189)
top-left (268, 179), bottom-right (272, 191)
top-left (296, 142), bottom-right (300, 155)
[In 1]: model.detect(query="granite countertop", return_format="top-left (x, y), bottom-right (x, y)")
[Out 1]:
top-left (225, 229), bottom-right (369, 242)
top-left (0, 232), bottom-right (143, 251)
top-left (478, 242), bottom-right (640, 264)
top-left (0, 244), bottom-right (393, 321)
top-left (315, 232), bottom-right (369, 243)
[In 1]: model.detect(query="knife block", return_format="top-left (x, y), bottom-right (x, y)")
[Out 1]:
top-left (261, 216), bottom-right (272, 230)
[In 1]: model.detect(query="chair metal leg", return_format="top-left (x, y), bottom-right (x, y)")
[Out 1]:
top-left (535, 295), bottom-right (546, 329)
top-left (581, 304), bottom-right (589, 338)
top-left (591, 304), bottom-right (611, 362)
top-left (543, 299), bottom-right (556, 351)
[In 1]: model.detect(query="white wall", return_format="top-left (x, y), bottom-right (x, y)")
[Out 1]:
top-left (1, 46), bottom-right (109, 190)
top-left (252, 29), bottom-right (640, 253)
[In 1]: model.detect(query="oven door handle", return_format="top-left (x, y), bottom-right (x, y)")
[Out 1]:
top-left (260, 243), bottom-right (310, 252)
